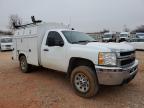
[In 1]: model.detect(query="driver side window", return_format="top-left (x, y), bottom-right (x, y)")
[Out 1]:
top-left (46, 31), bottom-right (64, 46)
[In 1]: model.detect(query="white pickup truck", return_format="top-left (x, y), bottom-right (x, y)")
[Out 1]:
top-left (0, 36), bottom-right (13, 51)
top-left (12, 23), bottom-right (138, 98)
top-left (119, 32), bottom-right (130, 42)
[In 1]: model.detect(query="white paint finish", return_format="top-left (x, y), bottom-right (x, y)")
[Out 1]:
top-left (129, 42), bottom-right (144, 50)
top-left (26, 37), bottom-right (39, 65)
top-left (87, 42), bottom-right (134, 52)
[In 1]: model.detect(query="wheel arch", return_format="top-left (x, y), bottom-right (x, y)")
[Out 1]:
top-left (67, 57), bottom-right (96, 77)
top-left (18, 53), bottom-right (26, 60)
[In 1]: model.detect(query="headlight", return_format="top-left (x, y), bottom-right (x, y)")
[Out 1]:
top-left (98, 52), bottom-right (117, 66)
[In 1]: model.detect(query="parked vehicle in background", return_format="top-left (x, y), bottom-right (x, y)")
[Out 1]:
top-left (102, 32), bottom-right (112, 42)
top-left (87, 33), bottom-right (102, 42)
top-left (12, 22), bottom-right (138, 98)
top-left (119, 32), bottom-right (130, 42)
top-left (0, 36), bottom-right (13, 51)
top-left (102, 32), bottom-right (117, 42)
top-left (136, 33), bottom-right (144, 39)
top-left (126, 38), bottom-right (144, 50)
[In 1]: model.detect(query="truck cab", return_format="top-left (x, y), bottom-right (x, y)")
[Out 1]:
top-left (102, 32), bottom-right (117, 42)
top-left (119, 32), bottom-right (130, 42)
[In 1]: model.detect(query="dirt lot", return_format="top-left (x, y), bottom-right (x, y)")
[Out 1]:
top-left (0, 51), bottom-right (143, 108)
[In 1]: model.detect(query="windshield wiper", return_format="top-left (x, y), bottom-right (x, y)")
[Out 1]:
top-left (71, 40), bottom-right (97, 44)
top-left (78, 40), bottom-right (98, 43)
top-left (78, 40), bottom-right (91, 43)
top-left (89, 40), bottom-right (98, 42)
top-left (71, 40), bottom-right (90, 44)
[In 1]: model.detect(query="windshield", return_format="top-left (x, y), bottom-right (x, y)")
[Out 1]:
top-left (136, 34), bottom-right (144, 38)
top-left (62, 31), bottom-right (95, 43)
top-left (130, 38), bottom-right (144, 42)
top-left (120, 34), bottom-right (128, 37)
top-left (137, 34), bottom-right (144, 36)
top-left (103, 34), bottom-right (112, 38)
top-left (1, 38), bottom-right (12, 43)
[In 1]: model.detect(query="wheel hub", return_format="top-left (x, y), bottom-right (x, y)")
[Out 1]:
top-left (74, 73), bottom-right (90, 93)
top-left (21, 59), bottom-right (26, 70)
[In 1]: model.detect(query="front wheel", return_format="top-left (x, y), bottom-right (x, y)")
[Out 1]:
top-left (71, 66), bottom-right (99, 98)
top-left (19, 55), bottom-right (31, 73)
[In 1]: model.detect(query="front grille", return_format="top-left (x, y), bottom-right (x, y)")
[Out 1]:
top-left (118, 50), bottom-right (135, 67)
top-left (120, 57), bottom-right (135, 66)
top-left (120, 51), bottom-right (135, 57)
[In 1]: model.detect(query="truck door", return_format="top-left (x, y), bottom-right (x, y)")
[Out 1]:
top-left (41, 31), bottom-right (67, 72)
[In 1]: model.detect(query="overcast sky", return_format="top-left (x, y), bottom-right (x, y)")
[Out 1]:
top-left (0, 0), bottom-right (144, 32)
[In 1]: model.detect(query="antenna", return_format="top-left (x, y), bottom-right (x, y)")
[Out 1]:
top-left (68, 16), bottom-right (71, 28)
top-left (68, 16), bottom-right (75, 30)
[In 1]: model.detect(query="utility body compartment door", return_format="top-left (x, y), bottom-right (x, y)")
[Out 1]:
top-left (26, 37), bottom-right (39, 66)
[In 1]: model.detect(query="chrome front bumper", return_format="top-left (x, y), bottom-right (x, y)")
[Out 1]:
top-left (95, 60), bottom-right (138, 85)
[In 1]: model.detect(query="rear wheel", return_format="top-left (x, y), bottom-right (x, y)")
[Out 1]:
top-left (71, 66), bottom-right (99, 98)
top-left (19, 55), bottom-right (31, 73)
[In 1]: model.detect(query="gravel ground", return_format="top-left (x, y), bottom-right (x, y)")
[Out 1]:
top-left (0, 51), bottom-right (143, 108)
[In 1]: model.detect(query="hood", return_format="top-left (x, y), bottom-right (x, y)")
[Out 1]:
top-left (103, 38), bottom-right (111, 40)
top-left (86, 42), bottom-right (134, 52)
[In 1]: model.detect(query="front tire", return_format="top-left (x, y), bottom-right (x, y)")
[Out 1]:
top-left (19, 55), bottom-right (31, 73)
top-left (71, 66), bottom-right (99, 98)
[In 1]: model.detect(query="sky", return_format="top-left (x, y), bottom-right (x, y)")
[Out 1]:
top-left (0, 0), bottom-right (144, 32)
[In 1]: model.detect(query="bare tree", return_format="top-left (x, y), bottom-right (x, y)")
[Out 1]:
top-left (8, 14), bottom-right (22, 30)
top-left (132, 25), bottom-right (144, 33)
top-left (100, 29), bottom-right (109, 33)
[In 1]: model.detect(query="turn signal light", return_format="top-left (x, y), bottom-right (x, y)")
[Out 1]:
top-left (98, 52), bottom-right (104, 65)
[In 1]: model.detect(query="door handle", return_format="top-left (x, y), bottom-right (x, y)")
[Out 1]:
top-left (43, 49), bottom-right (49, 51)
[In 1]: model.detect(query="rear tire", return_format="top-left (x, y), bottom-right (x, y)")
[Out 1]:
top-left (71, 66), bottom-right (99, 98)
top-left (19, 55), bottom-right (31, 73)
